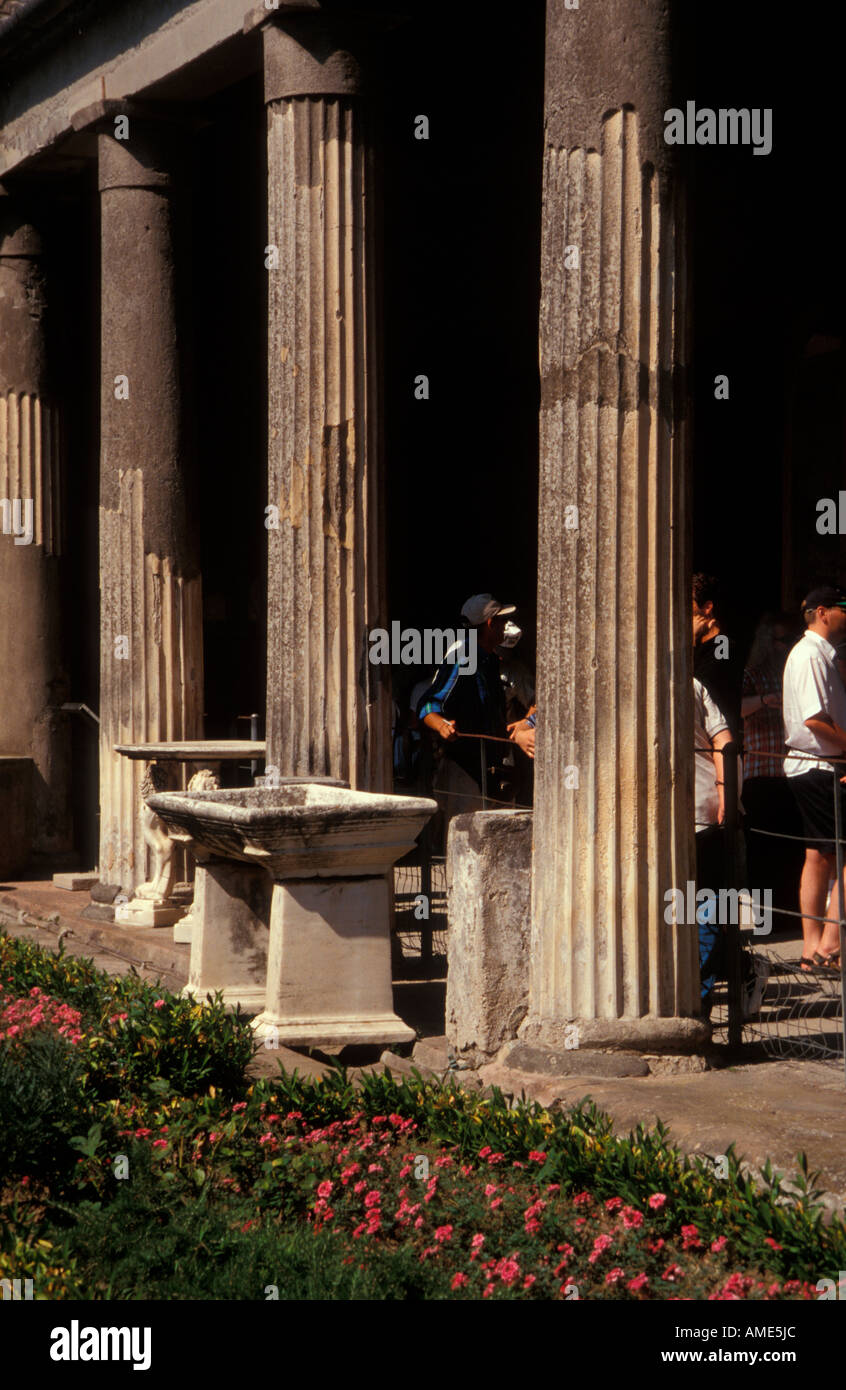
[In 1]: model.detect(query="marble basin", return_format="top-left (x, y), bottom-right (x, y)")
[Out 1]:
top-left (146, 781), bottom-right (437, 1049)
top-left (146, 782), bottom-right (436, 878)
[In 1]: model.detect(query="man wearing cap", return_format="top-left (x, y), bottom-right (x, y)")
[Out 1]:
top-left (416, 594), bottom-right (514, 825)
top-left (782, 585), bottom-right (846, 970)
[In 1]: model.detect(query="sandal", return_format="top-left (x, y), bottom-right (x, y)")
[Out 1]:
top-left (799, 956), bottom-right (816, 972)
top-left (813, 951), bottom-right (841, 972)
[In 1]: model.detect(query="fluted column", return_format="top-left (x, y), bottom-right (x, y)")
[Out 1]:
top-left (96, 114), bottom-right (203, 892)
top-left (262, 15), bottom-right (390, 791)
top-left (525, 0), bottom-right (706, 1052)
top-left (0, 189), bottom-right (71, 857)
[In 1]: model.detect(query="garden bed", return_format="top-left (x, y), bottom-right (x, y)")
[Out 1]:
top-left (0, 930), bottom-right (839, 1301)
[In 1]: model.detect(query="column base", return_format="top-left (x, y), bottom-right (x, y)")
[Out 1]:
top-left (172, 908), bottom-right (195, 944)
top-left (114, 899), bottom-right (184, 928)
top-left (518, 1014), bottom-right (712, 1055)
top-left (182, 982), bottom-right (266, 1014)
top-left (251, 1012), bottom-right (415, 1050)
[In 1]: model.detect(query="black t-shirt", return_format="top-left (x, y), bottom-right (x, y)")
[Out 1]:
top-left (694, 636), bottom-right (744, 745)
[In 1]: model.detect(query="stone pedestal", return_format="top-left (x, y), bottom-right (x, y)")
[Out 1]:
top-left (0, 190), bottom-right (71, 860)
top-left (183, 860), bottom-right (271, 1014)
top-left (525, 0), bottom-right (707, 1057)
top-left (445, 811), bottom-right (533, 1067)
top-left (146, 782), bottom-right (434, 1047)
top-left (94, 111), bottom-right (203, 894)
top-left (262, 15), bottom-right (390, 793)
top-left (253, 875), bottom-right (414, 1048)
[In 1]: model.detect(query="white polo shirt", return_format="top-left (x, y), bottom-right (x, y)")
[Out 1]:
top-left (782, 628), bottom-right (846, 776)
top-left (694, 678), bottom-right (730, 829)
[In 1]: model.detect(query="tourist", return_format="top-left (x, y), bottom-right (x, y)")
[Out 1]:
top-left (693, 573), bottom-right (744, 743)
top-left (741, 612), bottom-right (804, 922)
top-left (416, 593), bottom-right (515, 827)
top-left (782, 585), bottom-right (846, 971)
top-left (693, 676), bottom-right (735, 1017)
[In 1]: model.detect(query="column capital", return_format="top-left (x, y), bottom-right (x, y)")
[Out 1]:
top-left (252, 8), bottom-right (393, 102)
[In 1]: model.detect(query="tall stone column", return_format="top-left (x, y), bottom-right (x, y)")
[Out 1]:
top-left (261, 14), bottom-right (390, 791)
top-left (0, 188), bottom-right (71, 858)
top-left (525, 0), bottom-right (707, 1054)
top-left (93, 110), bottom-right (203, 892)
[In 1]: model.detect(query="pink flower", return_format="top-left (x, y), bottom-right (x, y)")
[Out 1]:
top-left (605, 1197), bottom-right (623, 1213)
top-left (153, 999), bottom-right (165, 1009)
top-left (317, 1180), bottom-right (333, 1199)
top-left (451, 1272), bottom-right (469, 1290)
top-left (621, 1206), bottom-right (644, 1229)
top-left (494, 1257), bottom-right (521, 1286)
top-left (588, 1234), bottom-right (613, 1264)
top-left (528, 1150), bottom-right (547, 1163)
top-left (134, 1128), bottom-right (152, 1139)
top-left (489, 1197), bottom-right (503, 1211)
top-left (364, 1190), bottom-right (381, 1209)
top-left (662, 1264), bottom-right (685, 1283)
top-left (414, 1216), bottom-right (424, 1229)
top-left (266, 1114), bottom-right (280, 1124)
top-left (627, 1272), bottom-right (649, 1294)
top-left (152, 1139), bottom-right (168, 1149)
top-left (232, 1102), bottom-right (247, 1113)
top-left (484, 1183), bottom-right (498, 1197)
top-left (605, 1267), bottom-right (625, 1286)
top-left (471, 1233), bottom-right (485, 1253)
top-left (764, 1237), bottom-right (782, 1250)
top-left (710, 1236), bottom-right (728, 1253)
top-left (353, 1180), bottom-right (367, 1194)
top-left (647, 1237), bottom-right (665, 1253)
top-left (434, 1225), bottom-right (453, 1243)
top-left (681, 1224), bottom-right (703, 1250)
top-left (479, 1146), bottom-right (492, 1158)
top-left (367, 1163), bottom-right (383, 1174)
top-left (523, 1275), bottom-right (536, 1289)
top-left (648, 1193), bottom-right (667, 1210)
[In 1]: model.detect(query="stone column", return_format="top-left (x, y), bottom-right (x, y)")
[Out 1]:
top-left (261, 14), bottom-right (390, 792)
top-left (93, 109), bottom-right (203, 893)
top-left (0, 188), bottom-right (71, 859)
top-left (525, 0), bottom-right (707, 1054)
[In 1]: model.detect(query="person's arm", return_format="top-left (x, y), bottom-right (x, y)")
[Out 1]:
top-left (741, 692), bottom-right (780, 718)
top-left (422, 711), bottom-right (457, 741)
top-left (512, 724), bottom-right (535, 758)
top-left (710, 727), bottom-right (733, 824)
top-left (805, 712), bottom-right (846, 750)
top-left (417, 662), bottom-right (461, 742)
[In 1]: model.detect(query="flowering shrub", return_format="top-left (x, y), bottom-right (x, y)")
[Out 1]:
top-left (0, 932), bottom-right (254, 1099)
top-left (1, 930), bottom-right (844, 1300)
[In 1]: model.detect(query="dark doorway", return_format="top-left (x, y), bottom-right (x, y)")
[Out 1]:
top-left (378, 2), bottom-right (545, 716)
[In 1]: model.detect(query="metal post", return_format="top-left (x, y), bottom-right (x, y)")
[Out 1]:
top-left (480, 738), bottom-right (488, 809)
top-left (723, 741), bottom-right (742, 1049)
top-left (832, 763), bottom-right (846, 1082)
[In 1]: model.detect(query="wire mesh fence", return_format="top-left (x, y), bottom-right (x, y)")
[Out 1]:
top-left (700, 744), bottom-right (846, 1071)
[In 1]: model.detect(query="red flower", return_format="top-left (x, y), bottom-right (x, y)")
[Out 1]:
top-left (648, 1193), bottom-right (667, 1210)
top-left (451, 1272), bottom-right (468, 1290)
